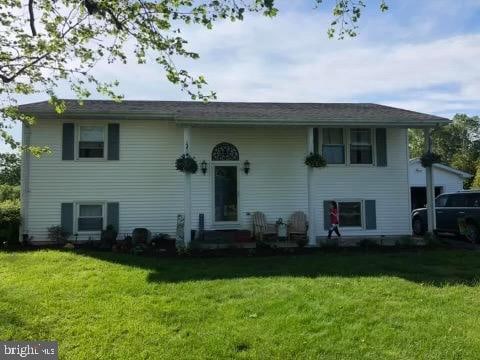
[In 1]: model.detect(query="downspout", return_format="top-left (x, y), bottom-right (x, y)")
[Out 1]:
top-left (20, 124), bottom-right (31, 242)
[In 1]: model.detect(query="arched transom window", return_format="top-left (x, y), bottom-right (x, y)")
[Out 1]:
top-left (211, 142), bottom-right (239, 161)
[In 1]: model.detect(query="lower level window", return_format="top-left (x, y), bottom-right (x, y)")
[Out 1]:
top-left (78, 204), bottom-right (103, 231)
top-left (338, 201), bottom-right (362, 227)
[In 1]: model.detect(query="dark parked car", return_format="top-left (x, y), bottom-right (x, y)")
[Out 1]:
top-left (411, 191), bottom-right (480, 242)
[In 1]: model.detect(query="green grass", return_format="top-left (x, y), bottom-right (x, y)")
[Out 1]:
top-left (1, 249), bottom-right (480, 359)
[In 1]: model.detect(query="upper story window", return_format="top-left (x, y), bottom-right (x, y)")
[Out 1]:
top-left (322, 129), bottom-right (345, 164)
top-left (77, 204), bottom-right (104, 231)
top-left (350, 128), bottom-right (372, 164)
top-left (79, 126), bottom-right (105, 158)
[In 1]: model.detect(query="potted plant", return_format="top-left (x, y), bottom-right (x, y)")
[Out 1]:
top-left (175, 154), bottom-right (198, 174)
top-left (420, 152), bottom-right (441, 167)
top-left (304, 153), bottom-right (327, 168)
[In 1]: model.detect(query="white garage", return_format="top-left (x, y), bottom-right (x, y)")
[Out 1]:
top-left (409, 158), bottom-right (472, 210)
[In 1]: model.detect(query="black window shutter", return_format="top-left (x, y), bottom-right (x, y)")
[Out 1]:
top-left (376, 128), bottom-right (387, 167)
top-left (365, 200), bottom-right (377, 230)
top-left (108, 124), bottom-right (120, 160)
top-left (323, 200), bottom-right (330, 230)
top-left (62, 123), bottom-right (75, 160)
top-left (107, 202), bottom-right (120, 232)
top-left (61, 203), bottom-right (74, 235)
top-left (313, 128), bottom-right (319, 154)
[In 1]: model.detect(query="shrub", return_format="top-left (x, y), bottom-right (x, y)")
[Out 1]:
top-left (0, 184), bottom-right (20, 202)
top-left (47, 225), bottom-right (70, 245)
top-left (115, 235), bottom-right (133, 253)
top-left (175, 154), bottom-right (198, 174)
top-left (0, 199), bottom-right (21, 248)
top-left (101, 224), bottom-right (118, 246)
top-left (132, 228), bottom-right (151, 244)
top-left (304, 153), bottom-right (327, 168)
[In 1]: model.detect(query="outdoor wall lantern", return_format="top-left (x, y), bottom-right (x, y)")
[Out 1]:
top-left (243, 160), bottom-right (250, 175)
top-left (201, 160), bottom-right (208, 175)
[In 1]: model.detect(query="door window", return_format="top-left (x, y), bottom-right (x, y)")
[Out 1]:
top-left (214, 166), bottom-right (238, 222)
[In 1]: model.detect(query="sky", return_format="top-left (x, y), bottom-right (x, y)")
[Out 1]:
top-left (2, 0), bottom-right (480, 151)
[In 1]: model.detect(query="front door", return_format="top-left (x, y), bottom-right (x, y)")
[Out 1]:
top-left (214, 165), bottom-right (238, 223)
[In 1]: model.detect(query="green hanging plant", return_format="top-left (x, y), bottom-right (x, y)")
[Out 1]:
top-left (175, 154), bottom-right (198, 174)
top-left (304, 153), bottom-right (327, 168)
top-left (420, 152), bottom-right (441, 168)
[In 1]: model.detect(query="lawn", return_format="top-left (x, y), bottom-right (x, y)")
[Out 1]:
top-left (1, 249), bottom-right (480, 359)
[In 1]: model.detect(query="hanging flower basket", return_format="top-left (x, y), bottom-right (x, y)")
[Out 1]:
top-left (304, 153), bottom-right (327, 168)
top-left (420, 152), bottom-right (441, 168)
top-left (175, 154), bottom-right (198, 174)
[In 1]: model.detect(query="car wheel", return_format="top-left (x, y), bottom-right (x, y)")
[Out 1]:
top-left (464, 222), bottom-right (480, 243)
top-left (412, 217), bottom-right (425, 236)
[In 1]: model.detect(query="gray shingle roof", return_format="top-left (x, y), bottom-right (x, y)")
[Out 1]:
top-left (18, 100), bottom-right (450, 127)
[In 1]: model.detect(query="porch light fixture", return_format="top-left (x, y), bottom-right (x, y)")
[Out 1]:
top-left (243, 160), bottom-right (250, 175)
top-left (201, 160), bottom-right (208, 175)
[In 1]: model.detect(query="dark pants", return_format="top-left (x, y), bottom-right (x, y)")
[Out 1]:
top-left (328, 224), bottom-right (341, 239)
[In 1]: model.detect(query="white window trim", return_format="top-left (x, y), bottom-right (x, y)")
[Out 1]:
top-left (74, 202), bottom-right (106, 234)
top-left (76, 124), bottom-right (108, 161)
top-left (335, 199), bottom-right (365, 230)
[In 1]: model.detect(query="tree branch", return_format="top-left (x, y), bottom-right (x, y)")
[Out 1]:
top-left (28, 0), bottom-right (37, 36)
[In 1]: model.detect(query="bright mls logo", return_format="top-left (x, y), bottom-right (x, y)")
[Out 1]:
top-left (0, 342), bottom-right (58, 360)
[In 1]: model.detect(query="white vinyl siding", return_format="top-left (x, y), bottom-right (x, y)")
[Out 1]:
top-left (313, 128), bottom-right (411, 237)
top-left (24, 121), bottom-right (411, 242)
top-left (25, 119), bottom-right (184, 241)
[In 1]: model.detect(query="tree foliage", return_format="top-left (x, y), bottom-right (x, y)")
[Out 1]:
top-left (409, 114), bottom-right (480, 188)
top-left (0, 152), bottom-right (21, 185)
top-left (1, 0), bottom-right (387, 152)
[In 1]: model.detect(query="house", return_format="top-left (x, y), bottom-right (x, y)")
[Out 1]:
top-left (409, 158), bottom-right (472, 210)
top-left (19, 100), bottom-right (450, 245)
